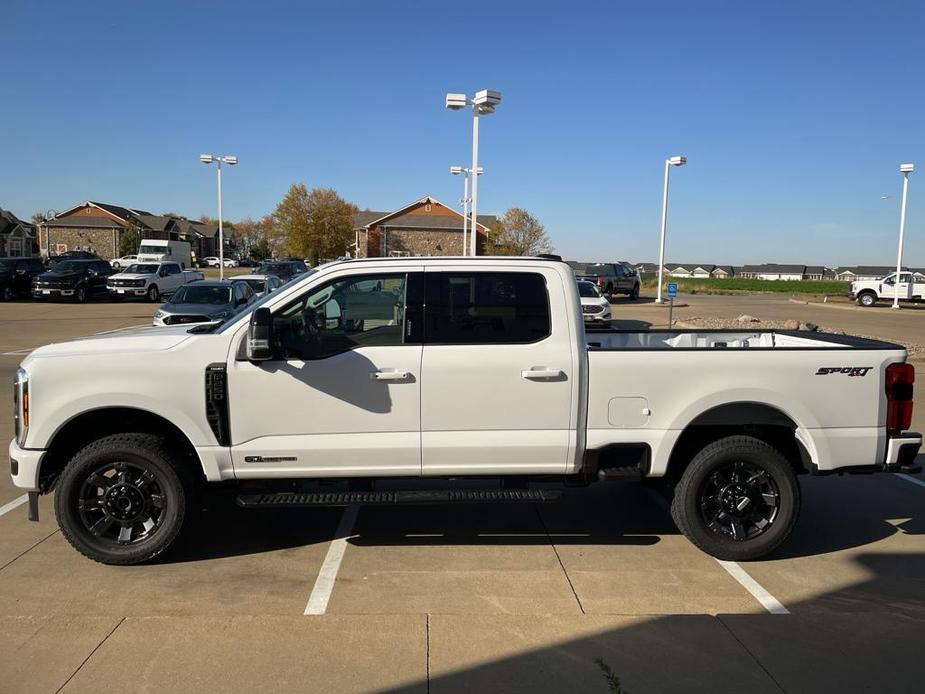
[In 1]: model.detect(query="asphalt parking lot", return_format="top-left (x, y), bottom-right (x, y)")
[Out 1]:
top-left (1, 294), bottom-right (924, 693)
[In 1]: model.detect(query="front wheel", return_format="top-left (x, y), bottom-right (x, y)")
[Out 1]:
top-left (670, 435), bottom-right (800, 561)
top-left (1, 285), bottom-right (12, 301)
top-left (54, 433), bottom-right (190, 565)
top-left (630, 284), bottom-right (639, 300)
top-left (147, 285), bottom-right (160, 302)
top-left (75, 285), bottom-right (87, 303)
top-left (857, 292), bottom-right (876, 307)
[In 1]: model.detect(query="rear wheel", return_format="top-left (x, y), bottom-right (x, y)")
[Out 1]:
top-left (857, 291), bottom-right (876, 307)
top-left (54, 433), bottom-right (190, 565)
top-left (670, 435), bottom-right (800, 561)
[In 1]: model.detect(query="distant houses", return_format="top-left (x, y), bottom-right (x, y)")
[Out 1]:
top-left (0, 209), bottom-right (37, 257)
top-left (35, 201), bottom-right (220, 262)
top-left (629, 262), bottom-right (924, 281)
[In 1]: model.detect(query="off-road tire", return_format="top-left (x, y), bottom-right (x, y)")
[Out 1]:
top-left (54, 433), bottom-right (190, 565)
top-left (670, 435), bottom-right (800, 561)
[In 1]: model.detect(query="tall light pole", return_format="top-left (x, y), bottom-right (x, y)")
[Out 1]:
top-left (199, 154), bottom-right (237, 280)
top-left (450, 165), bottom-right (483, 255)
top-left (893, 162), bottom-right (914, 309)
top-left (446, 89), bottom-right (501, 256)
top-left (655, 155), bottom-right (687, 304)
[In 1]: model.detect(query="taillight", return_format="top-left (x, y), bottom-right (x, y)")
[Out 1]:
top-left (885, 362), bottom-right (914, 434)
top-left (596, 276), bottom-right (603, 287)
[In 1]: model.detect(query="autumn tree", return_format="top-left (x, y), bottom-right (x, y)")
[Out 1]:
top-left (273, 184), bottom-right (357, 264)
top-left (31, 211), bottom-right (46, 225)
top-left (485, 208), bottom-right (553, 256)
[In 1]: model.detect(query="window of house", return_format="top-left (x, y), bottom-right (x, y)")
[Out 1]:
top-left (424, 272), bottom-right (551, 344)
top-left (272, 273), bottom-right (408, 359)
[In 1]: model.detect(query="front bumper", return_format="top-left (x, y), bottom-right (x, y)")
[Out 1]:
top-left (9, 438), bottom-right (44, 491)
top-left (32, 288), bottom-right (74, 298)
top-left (109, 287), bottom-right (147, 297)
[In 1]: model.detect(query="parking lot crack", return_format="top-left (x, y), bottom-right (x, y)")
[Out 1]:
top-left (716, 615), bottom-right (787, 693)
top-left (0, 528), bottom-right (59, 573)
top-left (534, 506), bottom-right (585, 614)
top-left (425, 613), bottom-right (431, 694)
top-left (56, 616), bottom-right (126, 693)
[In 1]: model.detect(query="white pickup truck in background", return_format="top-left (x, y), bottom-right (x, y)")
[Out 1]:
top-left (9, 257), bottom-right (921, 565)
top-left (851, 271), bottom-right (925, 306)
top-left (107, 261), bottom-right (204, 302)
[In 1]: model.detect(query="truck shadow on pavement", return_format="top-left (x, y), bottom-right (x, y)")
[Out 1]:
top-left (387, 552), bottom-right (925, 694)
top-left (161, 473), bottom-right (923, 563)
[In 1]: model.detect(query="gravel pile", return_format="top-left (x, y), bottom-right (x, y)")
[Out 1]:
top-left (676, 316), bottom-right (925, 359)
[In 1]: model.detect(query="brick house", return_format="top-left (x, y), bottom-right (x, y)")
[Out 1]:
top-left (353, 197), bottom-right (496, 258)
top-left (0, 209), bottom-right (36, 257)
top-left (37, 201), bottom-right (219, 261)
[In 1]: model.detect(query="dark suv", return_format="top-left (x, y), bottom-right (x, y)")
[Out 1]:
top-left (568, 261), bottom-right (640, 300)
top-left (0, 257), bottom-right (45, 301)
top-left (33, 259), bottom-right (115, 302)
top-left (256, 260), bottom-right (308, 281)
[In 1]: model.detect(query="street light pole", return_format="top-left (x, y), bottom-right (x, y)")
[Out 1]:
top-left (462, 173), bottom-right (470, 255)
top-left (656, 155), bottom-right (687, 304)
top-left (199, 154), bottom-right (237, 280)
top-left (216, 160), bottom-right (225, 280)
top-left (893, 163), bottom-right (914, 309)
top-left (446, 89), bottom-right (500, 257)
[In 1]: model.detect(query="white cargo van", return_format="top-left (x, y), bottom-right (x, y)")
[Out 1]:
top-left (137, 240), bottom-right (192, 269)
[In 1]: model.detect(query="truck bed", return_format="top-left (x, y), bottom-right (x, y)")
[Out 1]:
top-left (584, 328), bottom-right (903, 351)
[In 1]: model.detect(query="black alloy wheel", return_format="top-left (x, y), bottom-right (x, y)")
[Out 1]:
top-left (698, 461), bottom-right (780, 541)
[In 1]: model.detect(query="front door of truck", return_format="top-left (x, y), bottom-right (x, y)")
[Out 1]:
top-left (420, 267), bottom-right (575, 475)
top-left (883, 272), bottom-right (913, 301)
top-left (227, 269), bottom-right (423, 478)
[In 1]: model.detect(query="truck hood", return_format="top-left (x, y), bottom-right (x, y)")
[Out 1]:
top-left (22, 325), bottom-right (194, 362)
top-left (111, 273), bottom-right (154, 281)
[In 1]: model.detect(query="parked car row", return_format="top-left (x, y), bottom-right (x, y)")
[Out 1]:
top-left (568, 261), bottom-right (640, 300)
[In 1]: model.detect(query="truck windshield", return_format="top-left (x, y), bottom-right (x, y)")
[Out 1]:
top-left (139, 244), bottom-right (165, 255)
top-left (124, 264), bottom-right (160, 274)
top-left (169, 285), bottom-right (231, 305)
top-left (50, 261), bottom-right (84, 273)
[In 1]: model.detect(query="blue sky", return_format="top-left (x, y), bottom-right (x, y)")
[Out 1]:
top-left (3, 0), bottom-right (923, 266)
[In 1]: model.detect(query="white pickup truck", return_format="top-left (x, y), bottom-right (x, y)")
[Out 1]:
top-left (851, 271), bottom-right (925, 307)
top-left (9, 257), bottom-right (921, 565)
top-left (107, 261), bottom-right (204, 302)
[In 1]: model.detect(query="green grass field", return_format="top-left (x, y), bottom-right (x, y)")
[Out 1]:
top-left (639, 276), bottom-right (849, 295)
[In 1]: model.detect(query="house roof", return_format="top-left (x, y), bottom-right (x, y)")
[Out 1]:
top-left (666, 263), bottom-right (715, 272)
top-left (46, 215), bottom-right (125, 229)
top-left (0, 209), bottom-right (27, 236)
top-left (836, 265), bottom-right (906, 276)
top-left (741, 263), bottom-right (805, 274)
top-left (136, 215), bottom-right (176, 231)
top-left (356, 197), bottom-right (494, 232)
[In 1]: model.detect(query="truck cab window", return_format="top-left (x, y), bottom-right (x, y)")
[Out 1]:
top-left (424, 272), bottom-right (551, 344)
top-left (272, 273), bottom-right (407, 359)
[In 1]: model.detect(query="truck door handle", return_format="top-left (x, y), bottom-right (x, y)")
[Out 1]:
top-left (521, 368), bottom-right (564, 380)
top-left (370, 370), bottom-right (411, 381)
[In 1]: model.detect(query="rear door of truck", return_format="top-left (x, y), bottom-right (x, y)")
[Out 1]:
top-left (419, 263), bottom-right (578, 475)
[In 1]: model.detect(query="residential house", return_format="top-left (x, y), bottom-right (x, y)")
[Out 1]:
top-left (710, 266), bottom-right (737, 278)
top-left (834, 266), bottom-right (905, 281)
top-left (803, 266), bottom-right (828, 281)
top-left (739, 264), bottom-right (805, 281)
top-left (37, 201), bottom-right (221, 261)
top-left (0, 209), bottom-right (36, 257)
top-left (353, 197), bottom-right (496, 257)
top-left (633, 262), bottom-right (660, 277)
top-left (664, 263), bottom-right (715, 278)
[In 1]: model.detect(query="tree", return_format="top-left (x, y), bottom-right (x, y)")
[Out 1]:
top-left (30, 211), bottom-right (46, 225)
top-left (120, 222), bottom-right (140, 256)
top-left (273, 184), bottom-right (357, 264)
top-left (484, 208), bottom-right (553, 256)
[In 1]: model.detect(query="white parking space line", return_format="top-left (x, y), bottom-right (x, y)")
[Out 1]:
top-left (304, 505), bottom-right (359, 615)
top-left (645, 487), bottom-right (788, 615)
top-left (0, 494), bottom-right (28, 517)
top-left (897, 473), bottom-right (925, 491)
top-left (714, 559), bottom-right (790, 615)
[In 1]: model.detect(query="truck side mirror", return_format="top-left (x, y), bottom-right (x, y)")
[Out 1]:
top-left (247, 307), bottom-right (273, 361)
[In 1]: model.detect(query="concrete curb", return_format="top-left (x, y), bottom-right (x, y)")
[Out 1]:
top-left (787, 297), bottom-right (864, 312)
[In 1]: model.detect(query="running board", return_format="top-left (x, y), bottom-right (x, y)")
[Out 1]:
top-left (236, 488), bottom-right (562, 508)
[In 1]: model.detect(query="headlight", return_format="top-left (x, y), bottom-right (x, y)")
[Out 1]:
top-left (153, 310), bottom-right (165, 319)
top-left (13, 368), bottom-right (28, 447)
